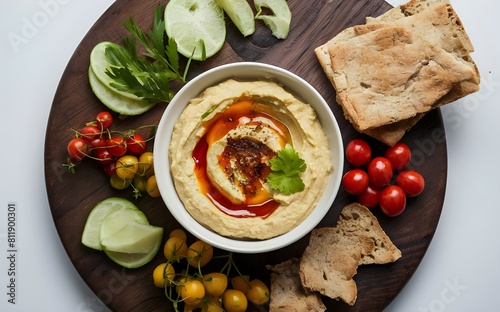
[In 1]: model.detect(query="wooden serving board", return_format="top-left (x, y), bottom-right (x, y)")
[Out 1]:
top-left (44, 0), bottom-right (447, 311)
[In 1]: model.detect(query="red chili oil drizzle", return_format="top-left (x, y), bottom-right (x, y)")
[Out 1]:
top-left (192, 98), bottom-right (291, 218)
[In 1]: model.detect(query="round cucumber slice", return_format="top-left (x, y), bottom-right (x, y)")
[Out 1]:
top-left (104, 238), bottom-right (162, 269)
top-left (88, 66), bottom-right (155, 116)
top-left (89, 41), bottom-right (141, 100)
top-left (100, 222), bottom-right (163, 254)
top-left (165, 0), bottom-right (226, 60)
top-left (99, 208), bottom-right (149, 243)
top-left (81, 197), bottom-right (139, 250)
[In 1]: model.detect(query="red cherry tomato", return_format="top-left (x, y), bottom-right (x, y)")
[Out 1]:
top-left (385, 142), bottom-right (411, 171)
top-left (103, 162), bottom-right (116, 177)
top-left (126, 134), bottom-right (147, 155)
top-left (357, 185), bottom-right (381, 209)
top-left (367, 157), bottom-right (393, 186)
top-left (67, 138), bottom-right (89, 162)
top-left (342, 169), bottom-right (369, 195)
top-left (345, 139), bottom-right (371, 167)
top-left (107, 137), bottom-right (127, 157)
top-left (80, 126), bottom-right (102, 142)
top-left (94, 148), bottom-right (115, 166)
top-left (397, 170), bottom-right (425, 197)
top-left (96, 111), bottom-right (113, 129)
top-left (89, 137), bottom-right (107, 149)
top-left (379, 185), bottom-right (406, 217)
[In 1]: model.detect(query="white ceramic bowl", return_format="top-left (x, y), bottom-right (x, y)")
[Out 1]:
top-left (154, 62), bottom-right (344, 253)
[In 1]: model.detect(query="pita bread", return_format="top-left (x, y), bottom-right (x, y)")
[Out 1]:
top-left (266, 258), bottom-right (326, 312)
top-left (315, 0), bottom-right (480, 145)
top-left (299, 203), bottom-right (401, 305)
top-left (327, 24), bottom-right (477, 131)
top-left (337, 202), bottom-right (402, 265)
top-left (299, 228), bottom-right (362, 305)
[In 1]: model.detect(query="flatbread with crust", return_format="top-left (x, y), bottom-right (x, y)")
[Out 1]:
top-left (267, 258), bottom-right (326, 312)
top-left (327, 23), bottom-right (477, 131)
top-left (299, 203), bottom-right (401, 305)
top-left (315, 0), bottom-right (480, 145)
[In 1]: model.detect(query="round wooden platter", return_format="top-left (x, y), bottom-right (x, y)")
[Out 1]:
top-left (44, 0), bottom-right (447, 311)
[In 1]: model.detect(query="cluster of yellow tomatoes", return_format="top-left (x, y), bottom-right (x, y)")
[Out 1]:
top-left (110, 151), bottom-right (160, 199)
top-left (152, 229), bottom-right (270, 312)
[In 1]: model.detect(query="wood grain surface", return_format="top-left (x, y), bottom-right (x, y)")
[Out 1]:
top-left (44, 0), bottom-right (447, 311)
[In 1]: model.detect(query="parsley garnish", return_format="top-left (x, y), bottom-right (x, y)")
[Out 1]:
top-left (104, 4), bottom-right (198, 104)
top-left (267, 144), bottom-right (307, 195)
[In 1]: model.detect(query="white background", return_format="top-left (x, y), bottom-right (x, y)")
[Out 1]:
top-left (1, 0), bottom-right (499, 311)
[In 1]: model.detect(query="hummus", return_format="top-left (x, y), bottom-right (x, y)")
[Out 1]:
top-left (169, 79), bottom-right (333, 239)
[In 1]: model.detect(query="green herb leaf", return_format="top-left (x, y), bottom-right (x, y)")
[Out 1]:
top-left (103, 4), bottom-right (192, 104)
top-left (104, 45), bottom-right (175, 103)
top-left (267, 144), bottom-right (307, 195)
top-left (166, 37), bottom-right (180, 76)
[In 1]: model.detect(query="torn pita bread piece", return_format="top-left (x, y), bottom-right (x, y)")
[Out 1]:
top-left (299, 228), bottom-right (362, 305)
top-left (266, 258), bottom-right (326, 312)
top-left (299, 203), bottom-right (401, 305)
top-left (315, 0), bottom-right (480, 146)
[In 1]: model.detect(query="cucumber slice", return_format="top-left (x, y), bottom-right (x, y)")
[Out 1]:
top-left (89, 41), bottom-right (141, 100)
top-left (104, 240), bottom-right (162, 269)
top-left (165, 0), bottom-right (226, 60)
top-left (100, 222), bottom-right (163, 254)
top-left (216, 0), bottom-right (255, 36)
top-left (254, 0), bottom-right (292, 39)
top-left (99, 208), bottom-right (149, 243)
top-left (81, 197), bottom-right (139, 250)
top-left (88, 66), bottom-right (155, 116)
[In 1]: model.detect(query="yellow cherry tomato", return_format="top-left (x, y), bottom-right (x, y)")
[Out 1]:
top-left (115, 155), bottom-right (139, 180)
top-left (202, 272), bottom-right (228, 297)
top-left (164, 236), bottom-right (188, 262)
top-left (133, 174), bottom-right (147, 192)
top-left (201, 296), bottom-right (223, 312)
top-left (152, 263), bottom-right (175, 288)
top-left (110, 172), bottom-right (129, 190)
top-left (138, 151), bottom-right (154, 176)
top-left (169, 228), bottom-right (187, 242)
top-left (180, 279), bottom-right (206, 306)
top-left (176, 276), bottom-right (189, 295)
top-left (245, 279), bottom-right (270, 305)
top-left (187, 240), bottom-right (213, 268)
top-left (231, 275), bottom-right (250, 294)
top-left (146, 175), bottom-right (160, 197)
top-left (222, 289), bottom-right (247, 312)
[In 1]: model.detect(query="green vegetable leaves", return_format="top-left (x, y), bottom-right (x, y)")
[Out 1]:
top-left (267, 144), bottom-right (307, 195)
top-left (104, 4), bottom-right (191, 104)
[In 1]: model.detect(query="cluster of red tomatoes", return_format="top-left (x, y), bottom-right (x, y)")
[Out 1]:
top-left (65, 111), bottom-right (159, 198)
top-left (342, 139), bottom-right (425, 217)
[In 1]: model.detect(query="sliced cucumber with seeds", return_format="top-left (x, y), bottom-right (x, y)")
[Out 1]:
top-left (165, 0), bottom-right (226, 60)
